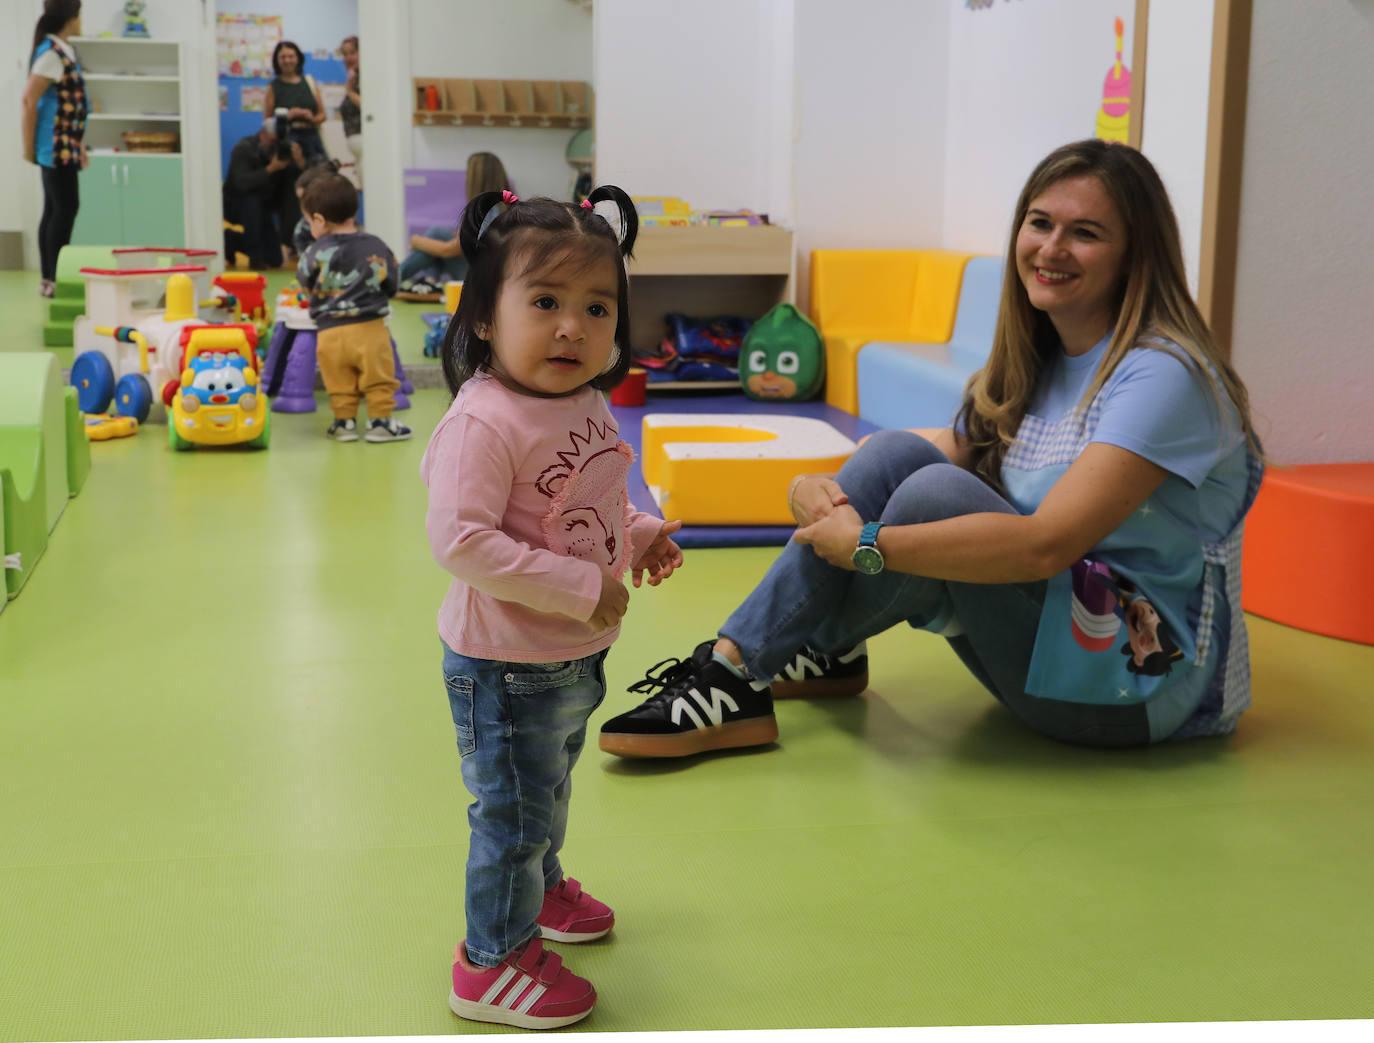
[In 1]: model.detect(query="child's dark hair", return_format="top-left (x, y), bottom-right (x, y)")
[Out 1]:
top-left (300, 172), bottom-right (358, 225)
top-left (295, 158), bottom-right (341, 196)
top-left (441, 186), bottom-right (639, 396)
top-left (271, 40), bottom-right (306, 77)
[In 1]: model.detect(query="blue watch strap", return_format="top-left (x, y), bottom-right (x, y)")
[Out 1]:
top-left (859, 521), bottom-right (884, 547)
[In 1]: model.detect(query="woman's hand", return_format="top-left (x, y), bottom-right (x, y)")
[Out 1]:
top-left (792, 503), bottom-right (865, 570)
top-left (788, 474), bottom-right (848, 527)
top-left (632, 520), bottom-right (684, 588)
top-left (288, 106), bottom-right (312, 120)
top-left (79, 142), bottom-right (89, 170)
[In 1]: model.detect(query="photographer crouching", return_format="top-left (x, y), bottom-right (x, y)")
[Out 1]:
top-left (222, 118), bottom-right (304, 270)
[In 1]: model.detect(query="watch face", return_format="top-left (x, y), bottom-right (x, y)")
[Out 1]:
top-left (852, 545), bottom-right (884, 575)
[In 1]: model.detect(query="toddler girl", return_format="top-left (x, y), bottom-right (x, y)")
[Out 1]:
top-left (420, 185), bottom-right (683, 1029)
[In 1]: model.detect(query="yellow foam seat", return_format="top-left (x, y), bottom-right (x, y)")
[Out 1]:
top-left (810, 248), bottom-right (975, 414)
top-left (641, 413), bottom-right (857, 525)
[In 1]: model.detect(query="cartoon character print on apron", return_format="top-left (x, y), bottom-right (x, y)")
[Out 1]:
top-left (1006, 396), bottom-right (1262, 718)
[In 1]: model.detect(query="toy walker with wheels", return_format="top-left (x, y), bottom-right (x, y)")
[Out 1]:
top-left (69, 272), bottom-right (209, 423)
top-left (261, 282), bottom-right (414, 413)
top-left (167, 325), bottom-right (271, 451)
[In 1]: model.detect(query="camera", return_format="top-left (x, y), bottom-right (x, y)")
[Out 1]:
top-left (272, 108), bottom-right (293, 159)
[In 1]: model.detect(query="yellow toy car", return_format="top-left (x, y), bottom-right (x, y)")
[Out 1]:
top-left (168, 324), bottom-right (271, 450)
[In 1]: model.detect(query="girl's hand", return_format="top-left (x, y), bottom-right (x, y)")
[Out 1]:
top-left (792, 503), bottom-right (865, 570)
top-left (788, 475), bottom-right (848, 527)
top-left (589, 569), bottom-right (629, 630)
top-left (632, 520), bottom-right (684, 588)
top-left (79, 143), bottom-right (89, 170)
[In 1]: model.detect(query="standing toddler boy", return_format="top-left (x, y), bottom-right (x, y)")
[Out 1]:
top-left (297, 173), bottom-right (411, 442)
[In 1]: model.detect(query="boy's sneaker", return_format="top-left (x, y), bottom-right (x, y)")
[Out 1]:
top-left (449, 937), bottom-right (595, 1029)
top-left (364, 417), bottom-right (412, 442)
top-left (537, 877), bottom-right (613, 942)
top-left (598, 640), bottom-right (778, 758)
top-left (326, 417), bottom-right (358, 442)
top-left (771, 642), bottom-right (869, 699)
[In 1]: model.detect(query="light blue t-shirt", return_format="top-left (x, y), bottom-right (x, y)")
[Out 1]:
top-left (1000, 332), bottom-right (1261, 739)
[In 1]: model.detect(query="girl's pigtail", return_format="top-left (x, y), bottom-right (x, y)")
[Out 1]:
top-left (585, 185), bottom-right (639, 258)
top-left (458, 190), bottom-right (507, 263)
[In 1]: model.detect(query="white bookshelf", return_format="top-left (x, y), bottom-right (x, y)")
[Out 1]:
top-left (71, 37), bottom-right (183, 153)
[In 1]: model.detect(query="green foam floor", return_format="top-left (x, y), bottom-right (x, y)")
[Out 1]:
top-left (1, 387), bottom-right (1372, 1039)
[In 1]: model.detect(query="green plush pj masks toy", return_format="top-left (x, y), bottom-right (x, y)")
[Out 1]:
top-left (739, 302), bottom-right (825, 401)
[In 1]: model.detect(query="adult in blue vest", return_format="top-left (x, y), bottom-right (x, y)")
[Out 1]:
top-left (600, 139), bottom-right (1266, 758)
top-left (21, 0), bottom-right (87, 299)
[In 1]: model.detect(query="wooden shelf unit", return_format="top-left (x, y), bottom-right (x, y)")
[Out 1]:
top-left (412, 77), bottom-right (592, 128)
top-left (626, 225), bottom-right (795, 355)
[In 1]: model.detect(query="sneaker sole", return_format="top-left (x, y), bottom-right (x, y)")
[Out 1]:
top-left (538, 923), bottom-right (612, 943)
top-left (771, 671), bottom-right (868, 699)
top-left (330, 432), bottom-right (358, 442)
top-left (364, 431), bottom-right (413, 443)
top-left (449, 988), bottom-right (593, 1029)
top-left (598, 715), bottom-right (778, 758)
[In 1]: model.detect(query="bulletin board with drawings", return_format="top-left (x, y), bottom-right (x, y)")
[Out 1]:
top-left (216, 14), bottom-right (282, 79)
top-left (216, 14), bottom-right (352, 182)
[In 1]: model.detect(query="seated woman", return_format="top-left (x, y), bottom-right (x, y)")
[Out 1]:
top-left (599, 139), bottom-right (1265, 757)
top-left (397, 152), bottom-right (510, 297)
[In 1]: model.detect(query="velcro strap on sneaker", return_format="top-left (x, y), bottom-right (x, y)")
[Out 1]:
top-left (514, 938), bottom-right (545, 975)
top-left (561, 877), bottom-right (582, 901)
top-left (533, 948), bottom-right (563, 985)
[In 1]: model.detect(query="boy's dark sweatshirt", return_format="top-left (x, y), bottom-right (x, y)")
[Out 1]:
top-left (296, 230), bottom-right (398, 330)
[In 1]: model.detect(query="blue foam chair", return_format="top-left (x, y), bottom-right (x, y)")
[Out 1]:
top-left (856, 256), bottom-right (1004, 430)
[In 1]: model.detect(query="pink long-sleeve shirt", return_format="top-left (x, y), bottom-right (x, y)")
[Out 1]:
top-left (421, 372), bottom-right (663, 663)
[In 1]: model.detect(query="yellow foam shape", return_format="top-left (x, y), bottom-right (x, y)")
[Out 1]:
top-left (641, 413), bottom-right (857, 525)
top-left (809, 248), bottom-right (976, 414)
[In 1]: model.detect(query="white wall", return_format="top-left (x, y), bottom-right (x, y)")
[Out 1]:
top-left (1140, 0), bottom-right (1213, 295)
top-left (0, 0), bottom-right (44, 264)
top-left (943, 0), bottom-right (1136, 256)
top-left (409, 0), bottom-right (592, 203)
top-left (595, 0), bottom-right (785, 214)
top-left (791, 0), bottom-right (950, 310)
top-left (1229, 0), bottom-right (1374, 464)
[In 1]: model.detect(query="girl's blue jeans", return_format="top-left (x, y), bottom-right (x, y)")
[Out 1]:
top-left (720, 430), bottom-right (1151, 747)
top-left (442, 642), bottom-right (608, 967)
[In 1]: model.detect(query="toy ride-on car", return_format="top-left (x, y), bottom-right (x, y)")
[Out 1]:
top-left (168, 324), bottom-right (271, 451)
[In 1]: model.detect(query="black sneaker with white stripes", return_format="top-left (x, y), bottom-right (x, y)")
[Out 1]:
top-left (771, 642), bottom-right (869, 699)
top-left (598, 640), bottom-right (778, 758)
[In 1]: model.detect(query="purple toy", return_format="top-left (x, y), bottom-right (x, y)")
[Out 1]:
top-left (262, 322), bottom-right (413, 414)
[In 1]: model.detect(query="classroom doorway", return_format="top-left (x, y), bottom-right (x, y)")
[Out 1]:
top-left (215, 1), bottom-right (361, 265)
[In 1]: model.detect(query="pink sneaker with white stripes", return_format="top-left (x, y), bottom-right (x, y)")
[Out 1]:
top-left (449, 937), bottom-right (596, 1029)
top-left (537, 877), bottom-right (614, 942)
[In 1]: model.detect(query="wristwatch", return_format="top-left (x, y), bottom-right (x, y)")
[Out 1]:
top-left (851, 522), bottom-right (886, 575)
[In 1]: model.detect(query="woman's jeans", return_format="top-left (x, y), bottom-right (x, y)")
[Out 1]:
top-left (442, 641), bottom-right (608, 967)
top-left (720, 430), bottom-right (1151, 747)
top-left (399, 225), bottom-right (469, 283)
top-left (38, 164), bottom-right (80, 282)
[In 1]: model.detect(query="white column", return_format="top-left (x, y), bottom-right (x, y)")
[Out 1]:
top-left (358, 0), bottom-right (412, 257)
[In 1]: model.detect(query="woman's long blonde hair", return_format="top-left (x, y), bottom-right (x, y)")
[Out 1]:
top-left (465, 152), bottom-right (510, 201)
top-left (956, 139), bottom-right (1259, 492)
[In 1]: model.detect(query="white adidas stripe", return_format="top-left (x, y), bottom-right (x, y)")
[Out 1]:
top-left (480, 966), bottom-right (521, 1006)
top-left (514, 983), bottom-right (547, 1013)
top-left (671, 685), bottom-right (739, 729)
